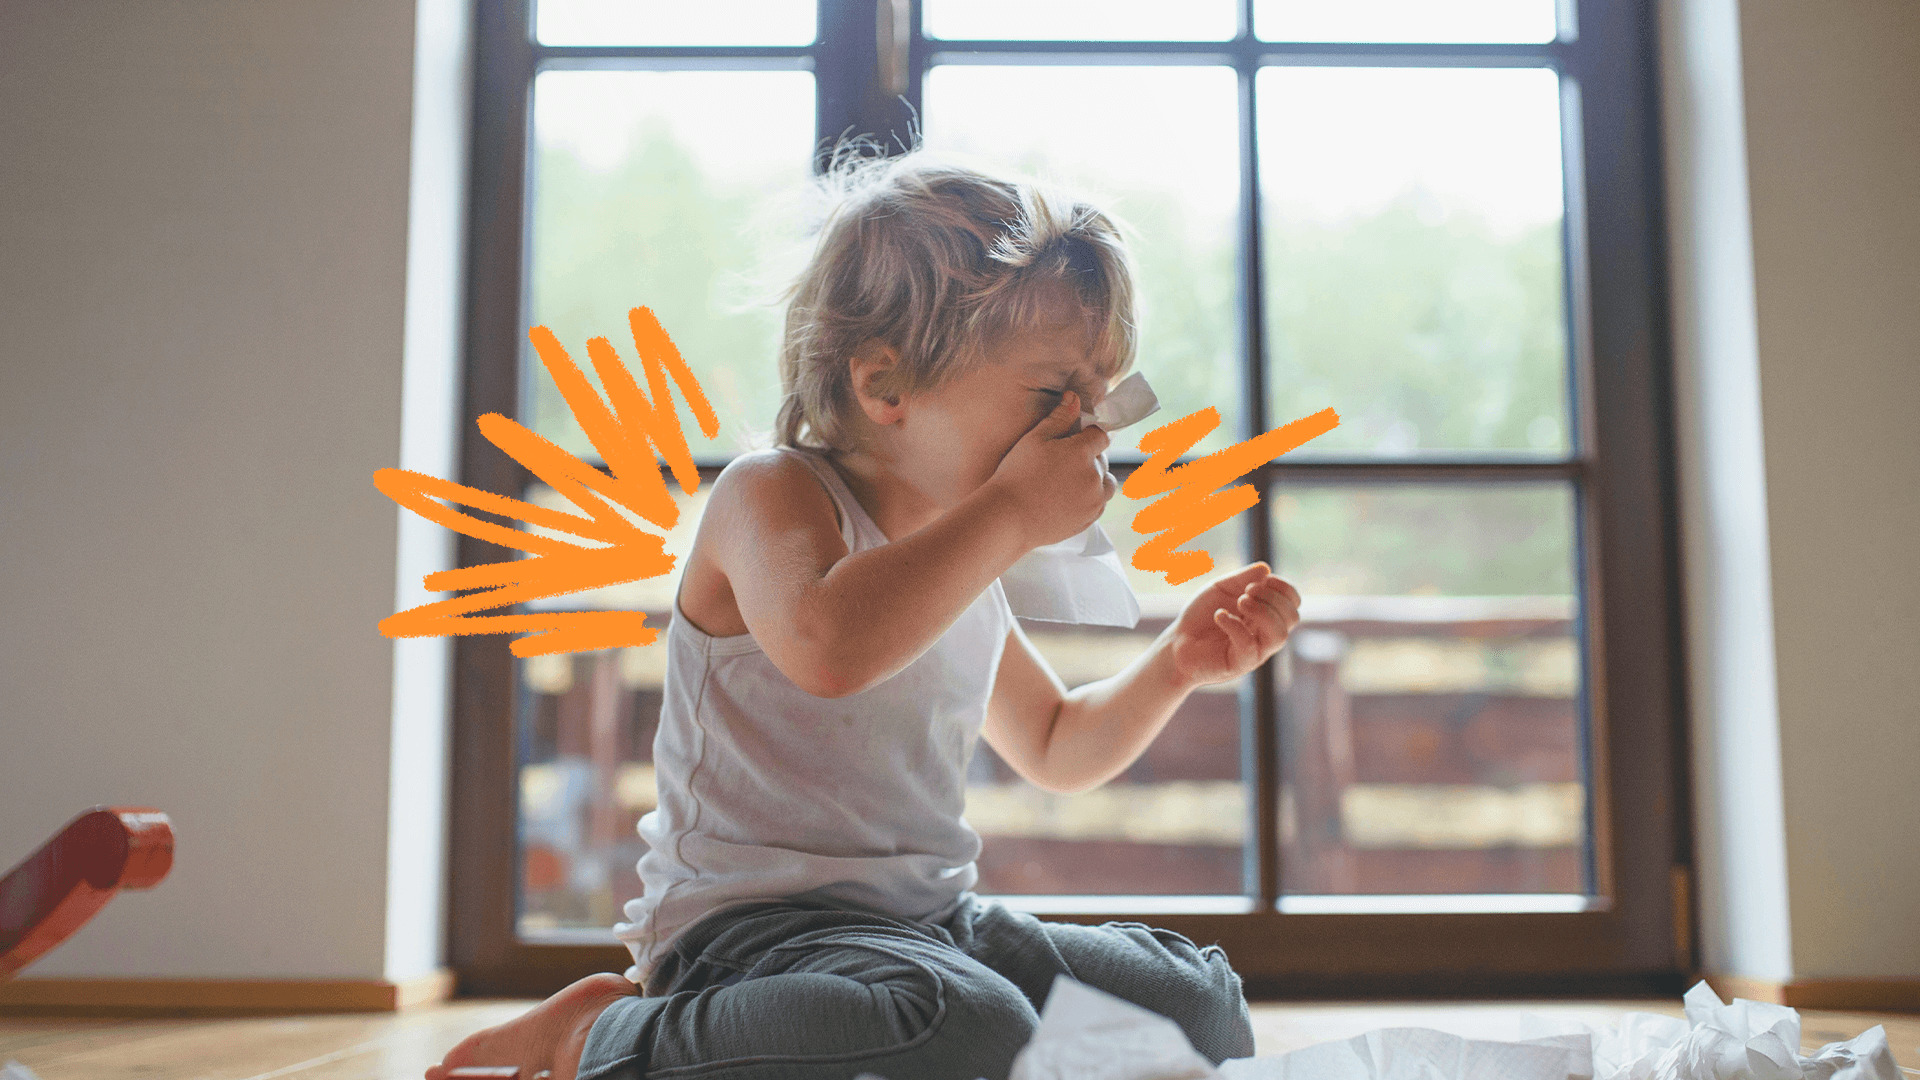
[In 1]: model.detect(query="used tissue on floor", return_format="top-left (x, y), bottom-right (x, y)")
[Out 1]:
top-left (860, 975), bottom-right (1903, 1080)
top-left (1585, 982), bottom-right (1900, 1080)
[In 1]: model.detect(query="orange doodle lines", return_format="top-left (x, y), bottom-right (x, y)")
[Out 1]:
top-left (376, 300), bottom-right (1331, 651)
top-left (1124, 406), bottom-right (1341, 586)
top-left (374, 306), bottom-right (718, 658)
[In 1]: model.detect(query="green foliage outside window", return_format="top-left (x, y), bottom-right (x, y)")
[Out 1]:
top-left (523, 122), bottom-right (1576, 599)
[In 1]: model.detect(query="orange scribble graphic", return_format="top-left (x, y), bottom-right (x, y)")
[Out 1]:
top-left (1124, 406), bottom-right (1341, 586)
top-left (375, 306), bottom-right (718, 658)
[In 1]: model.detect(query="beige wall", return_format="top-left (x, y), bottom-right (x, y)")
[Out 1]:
top-left (1665, 0), bottom-right (1920, 983)
top-left (0, 0), bottom-right (466, 981)
top-left (1738, 0), bottom-right (1920, 980)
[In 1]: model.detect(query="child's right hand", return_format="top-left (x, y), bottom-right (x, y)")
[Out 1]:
top-left (987, 391), bottom-right (1116, 549)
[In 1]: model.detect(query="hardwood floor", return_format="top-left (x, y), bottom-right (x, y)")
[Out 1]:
top-left (0, 1001), bottom-right (528, 1080)
top-left (1, 998), bottom-right (1913, 1079)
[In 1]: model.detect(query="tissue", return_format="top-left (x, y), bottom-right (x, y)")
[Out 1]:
top-left (1222, 1028), bottom-right (1595, 1080)
top-left (1000, 372), bottom-right (1160, 627)
top-left (1581, 983), bottom-right (1902, 1080)
top-left (1007, 977), bottom-right (1220, 1080)
top-left (855, 976), bottom-right (1904, 1080)
top-left (1091, 371), bottom-right (1160, 431)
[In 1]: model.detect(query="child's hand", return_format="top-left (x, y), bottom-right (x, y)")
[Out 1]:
top-left (1164, 562), bottom-right (1301, 688)
top-left (987, 391), bottom-right (1115, 550)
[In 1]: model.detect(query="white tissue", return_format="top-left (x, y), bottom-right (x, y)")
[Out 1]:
top-left (1009, 977), bottom-right (1220, 1080)
top-left (854, 976), bottom-right (1905, 1080)
top-left (1000, 529), bottom-right (1143, 628)
top-left (1000, 372), bottom-right (1161, 627)
top-left (2, 1062), bottom-right (43, 1080)
top-left (1222, 1028), bottom-right (1596, 1080)
top-left (1580, 983), bottom-right (1903, 1080)
top-left (1093, 371), bottom-right (1161, 430)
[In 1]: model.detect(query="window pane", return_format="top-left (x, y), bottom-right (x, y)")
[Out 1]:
top-left (927, 0), bottom-right (1236, 41)
top-left (1271, 483), bottom-right (1589, 901)
top-left (517, 482), bottom-right (705, 936)
top-left (1259, 67), bottom-right (1571, 457)
top-left (1255, 0), bottom-right (1559, 43)
top-left (536, 0), bottom-right (815, 46)
top-left (525, 70), bottom-right (815, 459)
top-left (968, 492), bottom-right (1251, 897)
top-left (924, 66), bottom-right (1243, 455)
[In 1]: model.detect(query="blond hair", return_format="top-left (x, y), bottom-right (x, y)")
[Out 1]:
top-left (774, 144), bottom-right (1140, 451)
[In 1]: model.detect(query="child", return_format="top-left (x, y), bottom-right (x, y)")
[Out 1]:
top-left (429, 149), bottom-right (1301, 1080)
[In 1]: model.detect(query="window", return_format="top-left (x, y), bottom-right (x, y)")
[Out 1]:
top-left (451, 0), bottom-right (1686, 995)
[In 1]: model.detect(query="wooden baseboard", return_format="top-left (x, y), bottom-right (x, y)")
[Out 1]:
top-left (1705, 974), bottom-right (1920, 1013)
top-left (0, 968), bottom-right (454, 1017)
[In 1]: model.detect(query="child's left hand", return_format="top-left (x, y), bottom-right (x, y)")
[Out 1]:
top-left (1164, 562), bottom-right (1301, 688)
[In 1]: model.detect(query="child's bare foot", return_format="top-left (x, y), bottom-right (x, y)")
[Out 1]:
top-left (426, 973), bottom-right (637, 1080)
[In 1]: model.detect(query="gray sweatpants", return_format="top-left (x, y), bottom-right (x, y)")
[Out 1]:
top-left (577, 892), bottom-right (1255, 1079)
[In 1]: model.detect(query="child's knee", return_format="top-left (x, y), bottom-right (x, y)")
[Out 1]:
top-left (873, 959), bottom-right (1040, 1046)
top-left (1126, 929), bottom-right (1255, 1064)
top-left (1187, 943), bottom-right (1255, 1062)
top-left (887, 966), bottom-right (1040, 1080)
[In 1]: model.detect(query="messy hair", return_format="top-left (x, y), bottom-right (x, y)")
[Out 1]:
top-left (774, 143), bottom-right (1140, 451)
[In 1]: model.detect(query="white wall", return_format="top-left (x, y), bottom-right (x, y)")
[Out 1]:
top-left (0, 0), bottom-right (467, 982)
top-left (1664, 0), bottom-right (1920, 983)
top-left (1659, 0), bottom-right (1795, 984)
top-left (387, 0), bottom-right (473, 985)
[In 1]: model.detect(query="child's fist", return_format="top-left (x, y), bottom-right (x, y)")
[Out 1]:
top-left (1163, 562), bottom-right (1301, 688)
top-left (988, 391), bottom-right (1116, 549)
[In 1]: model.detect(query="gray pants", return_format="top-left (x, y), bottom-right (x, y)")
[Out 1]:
top-left (578, 892), bottom-right (1255, 1080)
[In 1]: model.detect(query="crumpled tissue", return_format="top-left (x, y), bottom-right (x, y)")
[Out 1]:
top-left (1000, 371), bottom-right (1160, 628)
top-left (858, 975), bottom-right (1904, 1080)
top-left (1581, 982), bottom-right (1902, 1080)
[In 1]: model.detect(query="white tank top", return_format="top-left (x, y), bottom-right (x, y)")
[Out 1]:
top-left (614, 446), bottom-right (1015, 987)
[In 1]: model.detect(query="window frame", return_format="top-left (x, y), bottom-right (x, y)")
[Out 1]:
top-left (449, 0), bottom-right (1689, 997)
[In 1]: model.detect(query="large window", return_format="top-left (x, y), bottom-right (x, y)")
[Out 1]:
top-left (451, 0), bottom-right (1687, 995)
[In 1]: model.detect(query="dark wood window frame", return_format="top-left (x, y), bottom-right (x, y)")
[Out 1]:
top-left (450, 0), bottom-right (1690, 997)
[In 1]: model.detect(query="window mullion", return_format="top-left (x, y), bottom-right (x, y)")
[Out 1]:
top-left (815, 0), bottom-right (859, 161)
top-left (1236, 50), bottom-right (1282, 914)
top-left (815, 0), bottom-right (921, 160)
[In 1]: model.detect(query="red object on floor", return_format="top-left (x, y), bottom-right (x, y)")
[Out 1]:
top-left (0, 807), bottom-right (174, 979)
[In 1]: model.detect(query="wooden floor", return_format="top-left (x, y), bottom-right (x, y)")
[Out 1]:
top-left (1, 997), bottom-right (1914, 1079)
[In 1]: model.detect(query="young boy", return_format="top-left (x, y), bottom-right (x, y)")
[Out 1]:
top-left (429, 150), bottom-right (1301, 1080)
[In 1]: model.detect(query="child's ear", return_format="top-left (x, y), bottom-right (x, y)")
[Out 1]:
top-left (849, 340), bottom-right (907, 426)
